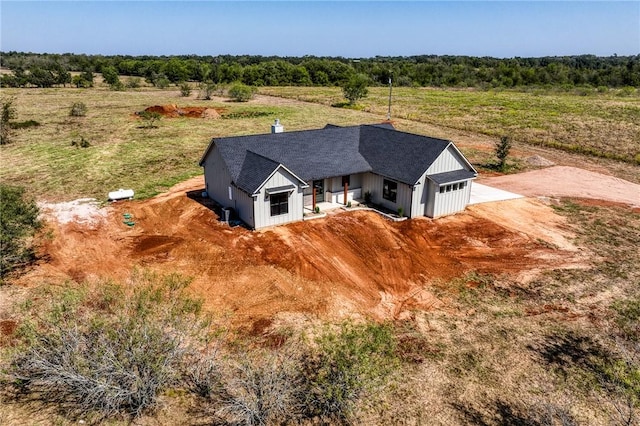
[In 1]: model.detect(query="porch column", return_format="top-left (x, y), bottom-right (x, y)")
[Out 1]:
top-left (312, 187), bottom-right (316, 210)
top-left (344, 182), bottom-right (348, 205)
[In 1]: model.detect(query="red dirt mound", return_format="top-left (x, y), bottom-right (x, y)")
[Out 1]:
top-left (143, 105), bottom-right (222, 119)
top-left (19, 177), bottom-right (582, 326)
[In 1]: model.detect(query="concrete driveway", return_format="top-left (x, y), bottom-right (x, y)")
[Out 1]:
top-left (469, 182), bottom-right (524, 205)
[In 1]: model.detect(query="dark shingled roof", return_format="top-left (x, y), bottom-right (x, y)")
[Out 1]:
top-left (235, 151), bottom-right (281, 195)
top-left (358, 125), bottom-right (451, 184)
top-left (201, 124), bottom-right (475, 194)
top-left (428, 169), bottom-right (478, 185)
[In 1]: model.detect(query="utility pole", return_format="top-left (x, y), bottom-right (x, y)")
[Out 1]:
top-left (386, 75), bottom-right (392, 120)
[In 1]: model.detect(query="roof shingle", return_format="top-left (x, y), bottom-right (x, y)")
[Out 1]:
top-left (203, 124), bottom-right (474, 194)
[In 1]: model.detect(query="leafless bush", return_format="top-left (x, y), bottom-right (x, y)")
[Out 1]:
top-left (4, 271), bottom-right (215, 422)
top-left (214, 347), bottom-right (304, 425)
top-left (183, 345), bottom-right (227, 400)
top-left (9, 321), bottom-right (184, 420)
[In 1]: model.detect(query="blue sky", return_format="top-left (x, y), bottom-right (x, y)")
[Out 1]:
top-left (1, 1), bottom-right (638, 58)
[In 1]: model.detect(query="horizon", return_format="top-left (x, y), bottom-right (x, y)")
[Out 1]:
top-left (1, 1), bottom-right (639, 59)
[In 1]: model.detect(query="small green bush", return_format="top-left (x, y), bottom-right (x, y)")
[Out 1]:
top-left (364, 191), bottom-right (372, 204)
top-left (342, 73), bottom-right (369, 105)
top-left (228, 83), bottom-right (256, 102)
top-left (302, 321), bottom-right (398, 422)
top-left (70, 136), bottom-right (91, 148)
top-left (138, 110), bottom-right (161, 129)
top-left (0, 184), bottom-right (41, 281)
top-left (69, 102), bottom-right (87, 117)
top-left (495, 135), bottom-right (512, 172)
top-left (126, 77), bottom-right (141, 89)
top-left (155, 76), bottom-right (170, 89)
top-left (179, 82), bottom-right (192, 97)
top-left (397, 206), bottom-right (404, 217)
top-left (0, 97), bottom-right (17, 145)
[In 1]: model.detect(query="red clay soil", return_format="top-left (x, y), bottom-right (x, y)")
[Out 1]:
top-left (143, 105), bottom-right (223, 118)
top-left (17, 176), bottom-right (583, 327)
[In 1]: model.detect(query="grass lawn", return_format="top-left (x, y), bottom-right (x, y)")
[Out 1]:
top-left (0, 86), bottom-right (378, 201)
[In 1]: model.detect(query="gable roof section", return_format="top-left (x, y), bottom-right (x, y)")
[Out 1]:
top-left (358, 125), bottom-right (451, 184)
top-left (210, 126), bottom-right (372, 185)
top-left (234, 151), bottom-right (280, 195)
top-left (201, 124), bottom-right (474, 193)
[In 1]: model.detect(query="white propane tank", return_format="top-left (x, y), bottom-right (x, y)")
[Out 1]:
top-left (108, 188), bottom-right (134, 201)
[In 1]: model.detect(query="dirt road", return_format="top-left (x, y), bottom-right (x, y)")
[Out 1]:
top-left (480, 166), bottom-right (639, 208)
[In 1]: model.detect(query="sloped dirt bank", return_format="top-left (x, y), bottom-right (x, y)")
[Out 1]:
top-left (15, 176), bottom-right (584, 326)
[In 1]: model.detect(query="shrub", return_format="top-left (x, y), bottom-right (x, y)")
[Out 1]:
top-left (5, 271), bottom-right (214, 421)
top-left (179, 82), bottom-right (192, 97)
top-left (397, 206), bottom-right (404, 217)
top-left (100, 66), bottom-right (119, 86)
top-left (302, 322), bottom-right (398, 422)
top-left (138, 110), bottom-right (161, 128)
top-left (215, 348), bottom-right (303, 425)
top-left (228, 83), bottom-right (256, 102)
top-left (70, 136), bottom-right (91, 148)
top-left (69, 102), bottom-right (87, 117)
top-left (495, 135), bottom-right (512, 172)
top-left (109, 80), bottom-right (125, 91)
top-left (0, 97), bottom-right (17, 145)
top-left (198, 81), bottom-right (217, 100)
top-left (154, 76), bottom-right (170, 89)
top-left (126, 77), bottom-right (141, 89)
top-left (342, 73), bottom-right (369, 105)
top-left (0, 184), bottom-right (40, 281)
top-left (364, 191), bottom-right (372, 204)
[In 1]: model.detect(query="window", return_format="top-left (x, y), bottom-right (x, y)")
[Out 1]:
top-left (342, 175), bottom-right (350, 187)
top-left (440, 182), bottom-right (468, 194)
top-left (270, 193), bottom-right (289, 216)
top-left (383, 179), bottom-right (397, 203)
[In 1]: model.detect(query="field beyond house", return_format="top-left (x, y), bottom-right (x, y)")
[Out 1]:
top-left (1, 84), bottom-right (639, 425)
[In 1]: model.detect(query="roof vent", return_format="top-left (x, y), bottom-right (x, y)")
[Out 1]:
top-left (271, 119), bottom-right (284, 134)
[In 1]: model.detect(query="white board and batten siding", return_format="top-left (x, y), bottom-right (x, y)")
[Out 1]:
top-left (426, 180), bottom-right (472, 218)
top-left (253, 168), bottom-right (304, 229)
top-left (423, 144), bottom-right (474, 218)
top-left (203, 146), bottom-right (234, 210)
top-left (327, 173), bottom-right (364, 204)
top-left (410, 171), bottom-right (429, 218)
top-left (426, 144), bottom-right (468, 175)
top-left (202, 145), bottom-right (256, 227)
top-left (362, 173), bottom-right (413, 215)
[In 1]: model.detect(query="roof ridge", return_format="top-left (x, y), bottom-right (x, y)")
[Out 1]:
top-left (244, 148), bottom-right (280, 165)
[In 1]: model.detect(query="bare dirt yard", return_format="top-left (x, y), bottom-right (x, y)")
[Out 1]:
top-left (16, 164), bottom-right (634, 329)
top-left (479, 166), bottom-right (640, 209)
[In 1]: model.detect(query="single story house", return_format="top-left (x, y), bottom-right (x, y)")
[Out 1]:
top-left (199, 121), bottom-right (477, 229)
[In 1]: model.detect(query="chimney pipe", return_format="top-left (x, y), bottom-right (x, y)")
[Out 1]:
top-left (271, 119), bottom-right (284, 134)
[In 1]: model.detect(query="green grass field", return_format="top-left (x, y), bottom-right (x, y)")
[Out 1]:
top-left (260, 86), bottom-right (640, 164)
top-left (1, 84), bottom-right (638, 201)
top-left (0, 86), bottom-right (380, 200)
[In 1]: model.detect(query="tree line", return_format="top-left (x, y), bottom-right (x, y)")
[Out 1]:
top-left (1, 51), bottom-right (638, 89)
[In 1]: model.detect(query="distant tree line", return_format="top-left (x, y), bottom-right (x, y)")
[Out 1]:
top-left (1, 51), bottom-right (638, 89)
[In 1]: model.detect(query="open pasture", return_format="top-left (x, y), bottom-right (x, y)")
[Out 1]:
top-left (260, 86), bottom-right (640, 165)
